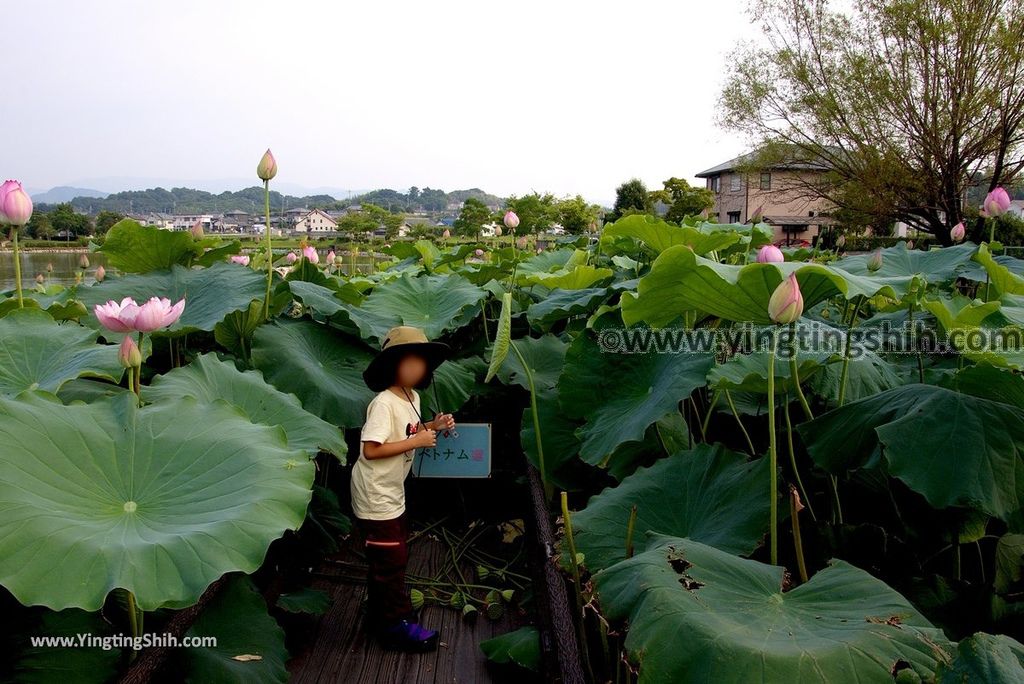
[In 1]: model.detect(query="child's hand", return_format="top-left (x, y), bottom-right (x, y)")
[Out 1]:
top-left (411, 428), bottom-right (437, 449)
top-left (429, 413), bottom-right (456, 431)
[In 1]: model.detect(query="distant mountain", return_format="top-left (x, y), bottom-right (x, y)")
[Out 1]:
top-left (31, 186), bottom-right (107, 204)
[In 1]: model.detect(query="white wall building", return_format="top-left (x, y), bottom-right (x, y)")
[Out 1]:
top-left (293, 208), bottom-right (338, 234)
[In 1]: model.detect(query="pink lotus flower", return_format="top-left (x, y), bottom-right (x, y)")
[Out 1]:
top-left (94, 297), bottom-right (141, 332)
top-left (285, 251), bottom-right (298, 264)
top-left (257, 149), bottom-right (278, 181)
top-left (1, 183), bottom-right (33, 226)
top-left (302, 245), bottom-right (319, 264)
top-left (757, 245), bottom-right (784, 263)
top-left (950, 222), bottom-right (966, 243)
top-left (503, 211), bottom-right (520, 230)
top-left (95, 265), bottom-right (106, 282)
top-left (327, 250), bottom-right (336, 263)
top-left (768, 273), bottom-right (803, 324)
top-left (0, 180), bottom-right (20, 224)
top-left (867, 249), bottom-right (883, 272)
top-left (230, 255), bottom-right (250, 266)
top-left (983, 187), bottom-right (1011, 217)
top-left (133, 296), bottom-right (185, 332)
top-left (119, 335), bottom-right (141, 368)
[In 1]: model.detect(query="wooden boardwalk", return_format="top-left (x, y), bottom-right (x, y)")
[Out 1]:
top-left (288, 531), bottom-right (527, 684)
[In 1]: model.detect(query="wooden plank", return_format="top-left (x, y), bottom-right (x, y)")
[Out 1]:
top-left (289, 531), bottom-right (517, 684)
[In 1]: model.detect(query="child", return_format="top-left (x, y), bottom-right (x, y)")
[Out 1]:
top-left (352, 325), bottom-right (456, 651)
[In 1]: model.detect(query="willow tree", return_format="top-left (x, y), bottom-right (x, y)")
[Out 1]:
top-left (720, 0), bottom-right (1024, 243)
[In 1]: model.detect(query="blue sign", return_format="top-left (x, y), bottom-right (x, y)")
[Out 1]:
top-left (411, 422), bottom-right (491, 478)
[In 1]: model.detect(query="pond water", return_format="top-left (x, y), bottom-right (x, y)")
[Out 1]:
top-left (0, 251), bottom-right (108, 291)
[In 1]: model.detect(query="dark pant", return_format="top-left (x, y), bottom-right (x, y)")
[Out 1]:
top-left (357, 513), bottom-right (413, 626)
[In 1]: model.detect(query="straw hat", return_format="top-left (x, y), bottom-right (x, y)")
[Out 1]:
top-left (362, 326), bottom-right (450, 391)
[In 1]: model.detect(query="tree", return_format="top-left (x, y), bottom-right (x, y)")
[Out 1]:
top-left (94, 211), bottom-right (124, 236)
top-left (720, 0), bottom-right (1024, 244)
top-left (26, 213), bottom-right (54, 239)
top-left (505, 193), bottom-right (557, 234)
top-left (609, 179), bottom-right (652, 222)
top-left (553, 195), bottom-right (601, 233)
top-left (453, 197), bottom-right (493, 237)
top-left (653, 178), bottom-right (715, 224)
top-left (49, 203), bottom-right (92, 237)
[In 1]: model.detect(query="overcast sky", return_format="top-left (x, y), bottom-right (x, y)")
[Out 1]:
top-left (6, 0), bottom-right (760, 204)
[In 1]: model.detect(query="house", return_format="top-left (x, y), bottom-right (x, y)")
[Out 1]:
top-left (141, 213), bottom-right (175, 230)
top-left (292, 208), bottom-right (338, 234)
top-left (480, 222), bottom-right (500, 238)
top-left (171, 214), bottom-right (215, 232)
top-left (695, 152), bottom-right (834, 245)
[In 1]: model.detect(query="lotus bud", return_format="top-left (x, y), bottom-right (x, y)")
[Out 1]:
top-left (383, 243), bottom-right (391, 248)
top-left (257, 148), bottom-right (278, 181)
top-left (46, 262), bottom-right (53, 273)
top-left (536, 247), bottom-right (542, 254)
top-left (907, 240), bottom-right (914, 250)
top-left (503, 211), bottom-right (520, 230)
top-left (836, 234), bottom-right (846, 248)
top-left (768, 273), bottom-right (804, 324)
top-left (0, 180), bottom-right (19, 223)
top-left (757, 245), bottom-right (784, 263)
top-left (79, 254), bottom-right (90, 269)
top-left (326, 250), bottom-right (336, 263)
top-left (1, 184), bottom-right (33, 226)
top-left (229, 255), bottom-right (250, 266)
top-left (302, 245), bottom-right (319, 264)
top-left (190, 222), bottom-right (204, 239)
top-left (867, 249), bottom-right (883, 272)
top-left (119, 335), bottom-right (142, 369)
top-left (34, 273), bottom-right (44, 284)
top-left (494, 226), bottom-right (503, 237)
top-left (517, 235), bottom-right (529, 249)
top-left (950, 222), bottom-right (966, 243)
top-left (96, 265), bottom-right (106, 282)
top-left (285, 251), bottom-right (298, 264)
top-left (474, 248), bottom-right (484, 257)
top-left (983, 187), bottom-right (1011, 217)
top-left (442, 229), bottom-right (451, 239)
top-left (749, 205), bottom-right (764, 223)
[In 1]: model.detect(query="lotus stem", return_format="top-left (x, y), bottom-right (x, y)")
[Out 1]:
top-left (783, 396), bottom-right (816, 522)
top-left (126, 589), bottom-right (142, 646)
top-left (561, 491), bottom-right (593, 681)
top-left (724, 390), bottom-right (756, 456)
top-left (263, 179), bottom-right (272, 318)
top-left (624, 504), bottom-right (638, 559)
top-left (511, 340), bottom-right (547, 491)
top-left (837, 297), bottom-right (863, 407)
top-left (701, 390), bottom-right (720, 436)
top-left (789, 486), bottom-right (809, 583)
top-left (787, 322), bottom-right (813, 422)
top-left (767, 327), bottom-right (779, 565)
top-left (11, 229), bottom-right (23, 308)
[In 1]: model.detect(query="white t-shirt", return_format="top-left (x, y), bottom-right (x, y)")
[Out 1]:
top-left (350, 389), bottom-right (421, 521)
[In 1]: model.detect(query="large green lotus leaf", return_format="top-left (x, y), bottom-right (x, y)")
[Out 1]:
top-left (180, 575), bottom-right (289, 684)
top-left (595, 535), bottom-right (951, 684)
top-left (940, 364), bottom-right (1024, 407)
top-left (214, 298), bottom-right (265, 358)
top-left (353, 273), bottom-right (486, 340)
top-left (479, 626), bottom-right (541, 673)
top-left (515, 248), bottom-right (584, 278)
top-left (251, 319), bottom-right (375, 429)
top-left (145, 354), bottom-right (347, 462)
top-left (0, 284), bottom-right (88, 321)
top-left (935, 633), bottom-right (1024, 683)
top-left (0, 392), bottom-right (313, 611)
top-left (834, 241), bottom-right (978, 280)
top-left (287, 280), bottom-right (347, 318)
top-left (601, 214), bottom-right (741, 255)
top-left (558, 332), bottom-right (713, 465)
top-left (708, 350), bottom-right (828, 395)
top-left (10, 608), bottom-right (120, 684)
top-left (521, 392), bottom-right (584, 482)
top-left (572, 444), bottom-right (770, 572)
top-left (422, 356), bottom-right (485, 416)
top-left (0, 309), bottom-right (123, 395)
top-left (526, 287), bottom-right (609, 330)
top-left (519, 264), bottom-right (614, 290)
top-left (797, 384), bottom-right (1024, 519)
top-left (623, 245), bottom-right (909, 326)
top-left (496, 335), bottom-right (568, 391)
top-left (97, 219), bottom-right (201, 273)
top-left (958, 252), bottom-right (1024, 283)
top-left (973, 243), bottom-right (1024, 297)
top-left (78, 262), bottom-right (266, 334)
top-left (809, 348), bottom-right (903, 405)
top-left (922, 295), bottom-right (1003, 333)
